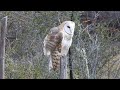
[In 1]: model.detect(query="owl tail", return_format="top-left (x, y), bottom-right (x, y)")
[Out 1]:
top-left (48, 55), bottom-right (53, 72)
top-left (51, 50), bottom-right (61, 71)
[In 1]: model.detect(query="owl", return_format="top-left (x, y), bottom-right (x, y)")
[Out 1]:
top-left (43, 21), bottom-right (75, 71)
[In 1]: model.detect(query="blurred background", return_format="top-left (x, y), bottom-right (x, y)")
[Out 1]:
top-left (0, 11), bottom-right (120, 79)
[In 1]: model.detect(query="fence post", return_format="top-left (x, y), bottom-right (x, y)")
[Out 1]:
top-left (0, 16), bottom-right (8, 79)
top-left (60, 56), bottom-right (68, 79)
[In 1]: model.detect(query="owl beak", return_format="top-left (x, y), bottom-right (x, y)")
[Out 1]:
top-left (70, 29), bottom-right (72, 33)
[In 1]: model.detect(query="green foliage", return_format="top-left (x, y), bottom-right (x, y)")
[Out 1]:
top-left (1, 11), bottom-right (120, 79)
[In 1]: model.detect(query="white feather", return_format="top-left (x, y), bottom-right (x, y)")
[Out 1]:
top-left (61, 21), bottom-right (75, 56)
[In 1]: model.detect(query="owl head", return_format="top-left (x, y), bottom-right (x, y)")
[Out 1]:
top-left (59, 21), bottom-right (75, 35)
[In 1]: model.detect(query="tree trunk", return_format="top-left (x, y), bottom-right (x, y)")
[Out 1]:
top-left (60, 56), bottom-right (68, 79)
top-left (0, 16), bottom-right (8, 79)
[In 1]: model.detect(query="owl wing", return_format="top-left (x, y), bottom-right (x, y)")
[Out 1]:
top-left (43, 27), bottom-right (63, 56)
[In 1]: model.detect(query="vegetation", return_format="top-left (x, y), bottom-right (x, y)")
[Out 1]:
top-left (0, 11), bottom-right (120, 79)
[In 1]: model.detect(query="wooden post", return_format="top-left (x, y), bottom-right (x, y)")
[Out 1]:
top-left (60, 56), bottom-right (67, 79)
top-left (0, 16), bottom-right (8, 79)
top-left (69, 49), bottom-right (73, 79)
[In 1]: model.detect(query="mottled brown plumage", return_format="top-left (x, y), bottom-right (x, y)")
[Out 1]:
top-left (43, 21), bottom-right (75, 71)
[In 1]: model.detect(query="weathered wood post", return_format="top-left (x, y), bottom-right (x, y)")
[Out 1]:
top-left (60, 56), bottom-right (68, 79)
top-left (0, 16), bottom-right (8, 79)
top-left (68, 49), bottom-right (73, 79)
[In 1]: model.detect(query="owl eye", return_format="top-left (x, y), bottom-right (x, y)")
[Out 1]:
top-left (67, 26), bottom-right (70, 28)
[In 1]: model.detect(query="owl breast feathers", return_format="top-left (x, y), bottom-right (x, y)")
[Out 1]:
top-left (43, 21), bottom-right (75, 71)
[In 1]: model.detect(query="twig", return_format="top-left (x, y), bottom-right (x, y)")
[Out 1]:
top-left (81, 48), bottom-right (90, 79)
top-left (57, 11), bottom-right (61, 24)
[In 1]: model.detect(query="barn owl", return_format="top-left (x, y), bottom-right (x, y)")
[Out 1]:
top-left (43, 21), bottom-right (75, 71)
